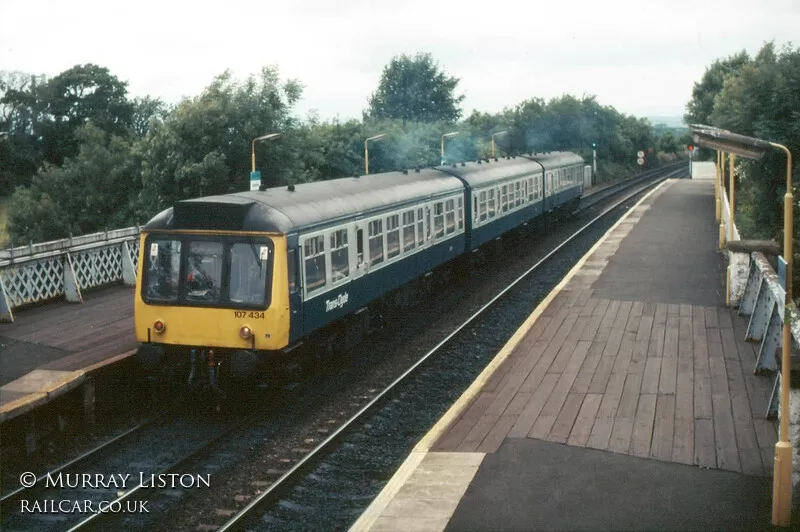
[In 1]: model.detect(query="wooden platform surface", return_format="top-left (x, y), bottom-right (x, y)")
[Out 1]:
top-left (0, 285), bottom-right (136, 388)
top-left (431, 292), bottom-right (777, 476)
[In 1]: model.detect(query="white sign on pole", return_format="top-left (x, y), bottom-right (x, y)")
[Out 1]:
top-left (637, 157), bottom-right (645, 166)
top-left (637, 150), bottom-right (645, 158)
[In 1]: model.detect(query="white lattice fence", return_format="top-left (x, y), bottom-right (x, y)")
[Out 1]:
top-left (0, 257), bottom-right (65, 307)
top-left (0, 226), bottom-right (141, 322)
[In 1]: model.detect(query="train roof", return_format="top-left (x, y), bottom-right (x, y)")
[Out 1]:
top-left (144, 167), bottom-right (463, 234)
top-left (143, 151), bottom-right (585, 235)
top-left (522, 151), bottom-right (585, 168)
top-left (435, 151), bottom-right (585, 188)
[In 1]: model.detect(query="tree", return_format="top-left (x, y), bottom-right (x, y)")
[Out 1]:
top-left (131, 96), bottom-right (171, 138)
top-left (684, 51), bottom-right (750, 126)
top-left (136, 66), bottom-right (303, 220)
top-left (658, 131), bottom-right (679, 154)
top-left (40, 64), bottom-right (134, 165)
top-left (0, 71), bottom-right (48, 193)
top-left (701, 42), bottom-right (800, 244)
top-left (7, 122), bottom-right (138, 244)
top-left (367, 53), bottom-right (465, 125)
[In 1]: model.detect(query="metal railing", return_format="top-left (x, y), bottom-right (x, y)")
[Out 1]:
top-left (0, 227), bottom-right (140, 322)
top-left (737, 251), bottom-right (799, 420)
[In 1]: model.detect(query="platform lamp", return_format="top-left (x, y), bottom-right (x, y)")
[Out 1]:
top-left (441, 131), bottom-right (459, 165)
top-left (491, 130), bottom-right (508, 159)
top-left (251, 133), bottom-right (281, 173)
top-left (364, 134), bottom-right (386, 175)
top-left (691, 124), bottom-right (794, 527)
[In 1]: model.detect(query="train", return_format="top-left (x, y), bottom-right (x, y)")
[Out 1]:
top-left (134, 152), bottom-right (589, 394)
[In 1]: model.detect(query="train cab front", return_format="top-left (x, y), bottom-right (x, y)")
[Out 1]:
top-left (134, 231), bottom-right (290, 393)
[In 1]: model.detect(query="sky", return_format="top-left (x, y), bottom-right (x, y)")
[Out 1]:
top-left (2, 0), bottom-right (798, 124)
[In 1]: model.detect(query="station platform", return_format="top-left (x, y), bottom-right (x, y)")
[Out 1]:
top-left (351, 176), bottom-right (780, 531)
top-left (0, 285), bottom-right (136, 422)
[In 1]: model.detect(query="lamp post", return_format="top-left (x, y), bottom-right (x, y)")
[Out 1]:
top-left (716, 151), bottom-right (721, 222)
top-left (364, 134), bottom-right (385, 175)
top-left (691, 124), bottom-right (794, 527)
top-left (251, 133), bottom-right (281, 173)
top-left (491, 131), bottom-right (508, 159)
top-left (441, 131), bottom-right (459, 165)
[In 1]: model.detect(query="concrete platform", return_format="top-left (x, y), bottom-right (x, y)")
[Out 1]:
top-left (351, 177), bottom-right (780, 531)
top-left (0, 285), bottom-right (136, 423)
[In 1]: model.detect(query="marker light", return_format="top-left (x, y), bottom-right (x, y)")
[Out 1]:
top-left (240, 326), bottom-right (253, 339)
top-left (153, 320), bottom-right (166, 334)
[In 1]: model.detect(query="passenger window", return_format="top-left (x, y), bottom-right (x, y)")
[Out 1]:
top-left (387, 214), bottom-right (401, 259)
top-left (488, 189), bottom-right (496, 218)
top-left (457, 196), bottom-right (463, 230)
top-left (417, 207), bottom-right (425, 247)
top-left (403, 211), bottom-right (416, 252)
top-left (368, 219), bottom-right (384, 265)
top-left (433, 202), bottom-right (444, 238)
top-left (330, 229), bottom-right (349, 281)
top-left (445, 199), bottom-right (456, 234)
top-left (303, 235), bottom-right (326, 294)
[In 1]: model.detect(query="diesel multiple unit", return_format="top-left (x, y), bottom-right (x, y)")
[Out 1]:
top-left (134, 152), bottom-right (586, 390)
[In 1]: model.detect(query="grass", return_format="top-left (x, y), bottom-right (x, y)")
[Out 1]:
top-left (0, 196), bottom-right (9, 249)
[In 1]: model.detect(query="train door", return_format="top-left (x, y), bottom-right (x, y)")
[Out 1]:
top-left (286, 237), bottom-right (303, 340)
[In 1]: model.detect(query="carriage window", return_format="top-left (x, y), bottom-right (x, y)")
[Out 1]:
top-left (304, 235), bottom-right (326, 294)
top-left (330, 229), bottom-right (349, 281)
top-left (433, 202), bottom-right (444, 238)
top-left (417, 207), bottom-right (425, 247)
top-left (515, 181), bottom-right (522, 207)
top-left (403, 210), bottom-right (416, 252)
top-left (287, 248), bottom-right (297, 293)
top-left (145, 238), bottom-right (181, 302)
top-left (488, 189), bottom-right (496, 218)
top-left (473, 195), bottom-right (479, 223)
top-left (387, 214), bottom-right (401, 259)
top-left (457, 196), bottom-right (463, 230)
top-left (445, 199), bottom-right (456, 234)
top-left (528, 178), bottom-right (534, 201)
top-left (479, 191), bottom-right (487, 222)
top-left (501, 185), bottom-right (508, 213)
top-left (369, 219), bottom-right (384, 265)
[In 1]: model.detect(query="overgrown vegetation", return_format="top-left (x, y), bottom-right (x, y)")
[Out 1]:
top-left (684, 41), bottom-right (800, 293)
top-left (685, 42), bottom-right (800, 243)
top-left (1, 54), bottom-right (681, 246)
top-left (0, 197), bottom-right (9, 248)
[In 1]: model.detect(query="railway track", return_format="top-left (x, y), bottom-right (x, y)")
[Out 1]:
top-left (0, 165), bottom-right (686, 532)
top-left (207, 166), bottom-right (685, 531)
top-left (0, 404), bottom-right (269, 532)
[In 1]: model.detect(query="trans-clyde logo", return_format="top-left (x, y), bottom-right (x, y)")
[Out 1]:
top-left (325, 292), bottom-right (349, 312)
